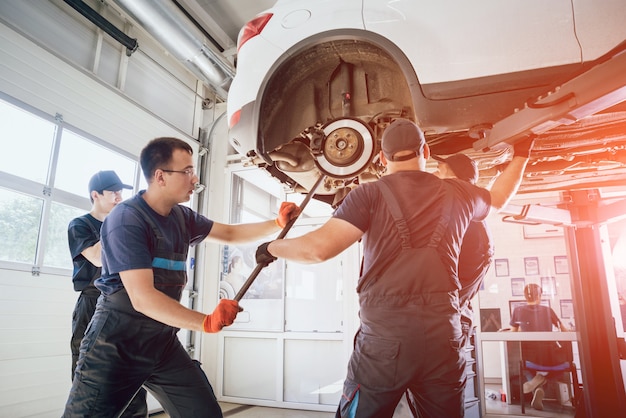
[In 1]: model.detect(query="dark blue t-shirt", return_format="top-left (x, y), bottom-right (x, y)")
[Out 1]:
top-left (333, 171), bottom-right (491, 290)
top-left (95, 192), bottom-right (213, 295)
top-left (68, 213), bottom-right (102, 292)
top-left (510, 304), bottom-right (560, 331)
top-left (458, 219), bottom-right (494, 305)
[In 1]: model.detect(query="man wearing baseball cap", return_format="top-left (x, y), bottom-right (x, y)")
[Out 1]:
top-left (67, 170), bottom-right (147, 416)
top-left (433, 153), bottom-right (495, 373)
top-left (433, 153), bottom-right (494, 312)
top-left (87, 170), bottom-right (134, 195)
top-left (256, 118), bottom-right (534, 417)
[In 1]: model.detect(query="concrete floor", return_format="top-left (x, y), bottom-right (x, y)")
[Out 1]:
top-left (151, 402), bottom-right (335, 417)
top-left (150, 388), bottom-right (576, 417)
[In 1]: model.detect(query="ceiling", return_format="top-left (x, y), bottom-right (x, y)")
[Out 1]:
top-left (175, 0), bottom-right (276, 57)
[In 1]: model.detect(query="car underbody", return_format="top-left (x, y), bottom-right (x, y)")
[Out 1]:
top-left (237, 38), bottom-right (626, 207)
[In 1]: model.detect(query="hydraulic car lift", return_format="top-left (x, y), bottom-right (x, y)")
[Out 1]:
top-left (503, 190), bottom-right (626, 417)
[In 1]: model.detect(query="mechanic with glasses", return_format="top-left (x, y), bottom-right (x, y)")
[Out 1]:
top-left (63, 137), bottom-right (300, 418)
top-left (256, 119), bottom-right (533, 418)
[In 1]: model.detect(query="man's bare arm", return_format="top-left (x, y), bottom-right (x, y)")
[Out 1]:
top-left (121, 269), bottom-right (206, 331)
top-left (206, 220), bottom-right (280, 244)
top-left (488, 137), bottom-right (535, 211)
top-left (205, 201), bottom-right (300, 244)
top-left (488, 156), bottom-right (529, 211)
top-left (267, 218), bottom-right (363, 263)
top-left (81, 241), bottom-right (102, 267)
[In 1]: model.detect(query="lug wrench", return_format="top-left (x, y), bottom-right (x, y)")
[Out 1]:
top-left (234, 174), bottom-right (326, 302)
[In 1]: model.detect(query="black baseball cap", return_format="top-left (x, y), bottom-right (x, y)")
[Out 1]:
top-left (88, 170), bottom-right (133, 193)
top-left (381, 119), bottom-right (426, 161)
top-left (432, 154), bottom-right (478, 184)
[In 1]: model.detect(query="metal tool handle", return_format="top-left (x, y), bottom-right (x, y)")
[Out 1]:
top-left (234, 175), bottom-right (326, 301)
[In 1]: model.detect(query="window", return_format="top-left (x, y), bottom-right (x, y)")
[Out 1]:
top-left (43, 202), bottom-right (86, 269)
top-left (0, 100), bottom-right (56, 184)
top-left (0, 188), bottom-right (44, 265)
top-left (0, 95), bottom-right (139, 274)
top-left (55, 130), bottom-right (136, 198)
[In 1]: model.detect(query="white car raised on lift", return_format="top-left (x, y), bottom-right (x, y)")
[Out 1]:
top-left (227, 0), bottom-right (626, 206)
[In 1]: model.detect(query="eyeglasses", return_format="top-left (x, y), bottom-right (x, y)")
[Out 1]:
top-left (161, 168), bottom-right (196, 177)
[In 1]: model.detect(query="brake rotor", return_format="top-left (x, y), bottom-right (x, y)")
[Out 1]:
top-left (315, 118), bottom-right (375, 178)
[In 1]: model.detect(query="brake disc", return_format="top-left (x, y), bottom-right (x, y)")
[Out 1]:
top-left (315, 118), bottom-right (375, 179)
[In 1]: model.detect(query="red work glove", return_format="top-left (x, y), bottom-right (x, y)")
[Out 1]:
top-left (276, 202), bottom-right (300, 228)
top-left (512, 135), bottom-right (536, 159)
top-left (203, 299), bottom-right (243, 333)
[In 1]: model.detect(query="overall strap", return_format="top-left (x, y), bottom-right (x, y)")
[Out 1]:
top-left (123, 198), bottom-right (165, 242)
top-left (123, 199), bottom-right (188, 250)
top-left (428, 186), bottom-right (454, 248)
top-left (82, 215), bottom-right (100, 240)
top-left (378, 179), bottom-right (455, 249)
top-left (377, 180), bottom-right (412, 249)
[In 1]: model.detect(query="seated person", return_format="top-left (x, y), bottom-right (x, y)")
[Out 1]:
top-left (510, 283), bottom-right (569, 410)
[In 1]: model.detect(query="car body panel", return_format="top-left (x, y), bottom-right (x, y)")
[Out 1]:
top-left (362, 0), bottom-right (582, 84)
top-left (227, 0), bottom-right (626, 205)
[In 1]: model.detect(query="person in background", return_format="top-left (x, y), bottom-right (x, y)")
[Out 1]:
top-left (67, 170), bottom-right (148, 417)
top-left (63, 137), bottom-right (300, 418)
top-left (224, 254), bottom-right (248, 295)
top-left (510, 283), bottom-right (569, 410)
top-left (255, 119), bottom-right (533, 417)
top-left (432, 153), bottom-right (495, 338)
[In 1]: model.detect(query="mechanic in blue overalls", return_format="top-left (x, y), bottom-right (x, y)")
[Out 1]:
top-left (63, 137), bottom-right (299, 418)
top-left (256, 119), bottom-right (533, 417)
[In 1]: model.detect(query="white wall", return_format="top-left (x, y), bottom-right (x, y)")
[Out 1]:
top-left (0, 271), bottom-right (76, 417)
top-left (0, 2), bottom-right (211, 415)
top-left (476, 200), bottom-right (571, 381)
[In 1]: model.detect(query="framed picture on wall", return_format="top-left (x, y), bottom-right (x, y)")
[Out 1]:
top-left (524, 257), bottom-right (540, 275)
top-left (511, 277), bottom-right (525, 296)
top-left (560, 299), bottom-right (574, 318)
top-left (554, 255), bottom-right (569, 274)
top-left (495, 258), bottom-right (509, 277)
top-left (541, 276), bottom-right (557, 295)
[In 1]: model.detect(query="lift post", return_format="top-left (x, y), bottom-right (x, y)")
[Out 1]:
top-left (501, 190), bottom-right (626, 416)
top-left (563, 190), bottom-right (626, 417)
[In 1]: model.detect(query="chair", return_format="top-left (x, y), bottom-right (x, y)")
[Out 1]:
top-left (518, 341), bottom-right (579, 413)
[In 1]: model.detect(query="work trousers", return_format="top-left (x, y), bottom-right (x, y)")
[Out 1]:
top-left (71, 288), bottom-right (148, 417)
top-left (63, 293), bottom-right (221, 418)
top-left (71, 288), bottom-right (99, 378)
top-left (336, 292), bottom-right (467, 418)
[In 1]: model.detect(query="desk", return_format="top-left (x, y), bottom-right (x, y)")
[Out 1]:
top-left (477, 332), bottom-right (578, 406)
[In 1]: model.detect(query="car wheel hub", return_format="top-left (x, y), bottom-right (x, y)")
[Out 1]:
top-left (316, 118), bottom-right (375, 178)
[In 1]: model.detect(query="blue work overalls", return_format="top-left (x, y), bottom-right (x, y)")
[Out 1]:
top-left (337, 181), bottom-right (467, 418)
top-left (63, 201), bottom-right (222, 418)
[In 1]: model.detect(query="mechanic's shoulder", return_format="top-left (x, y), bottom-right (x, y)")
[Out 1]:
top-left (173, 203), bottom-right (194, 216)
top-left (108, 198), bottom-right (148, 223)
top-left (448, 178), bottom-right (489, 197)
top-left (68, 212), bottom-right (92, 228)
